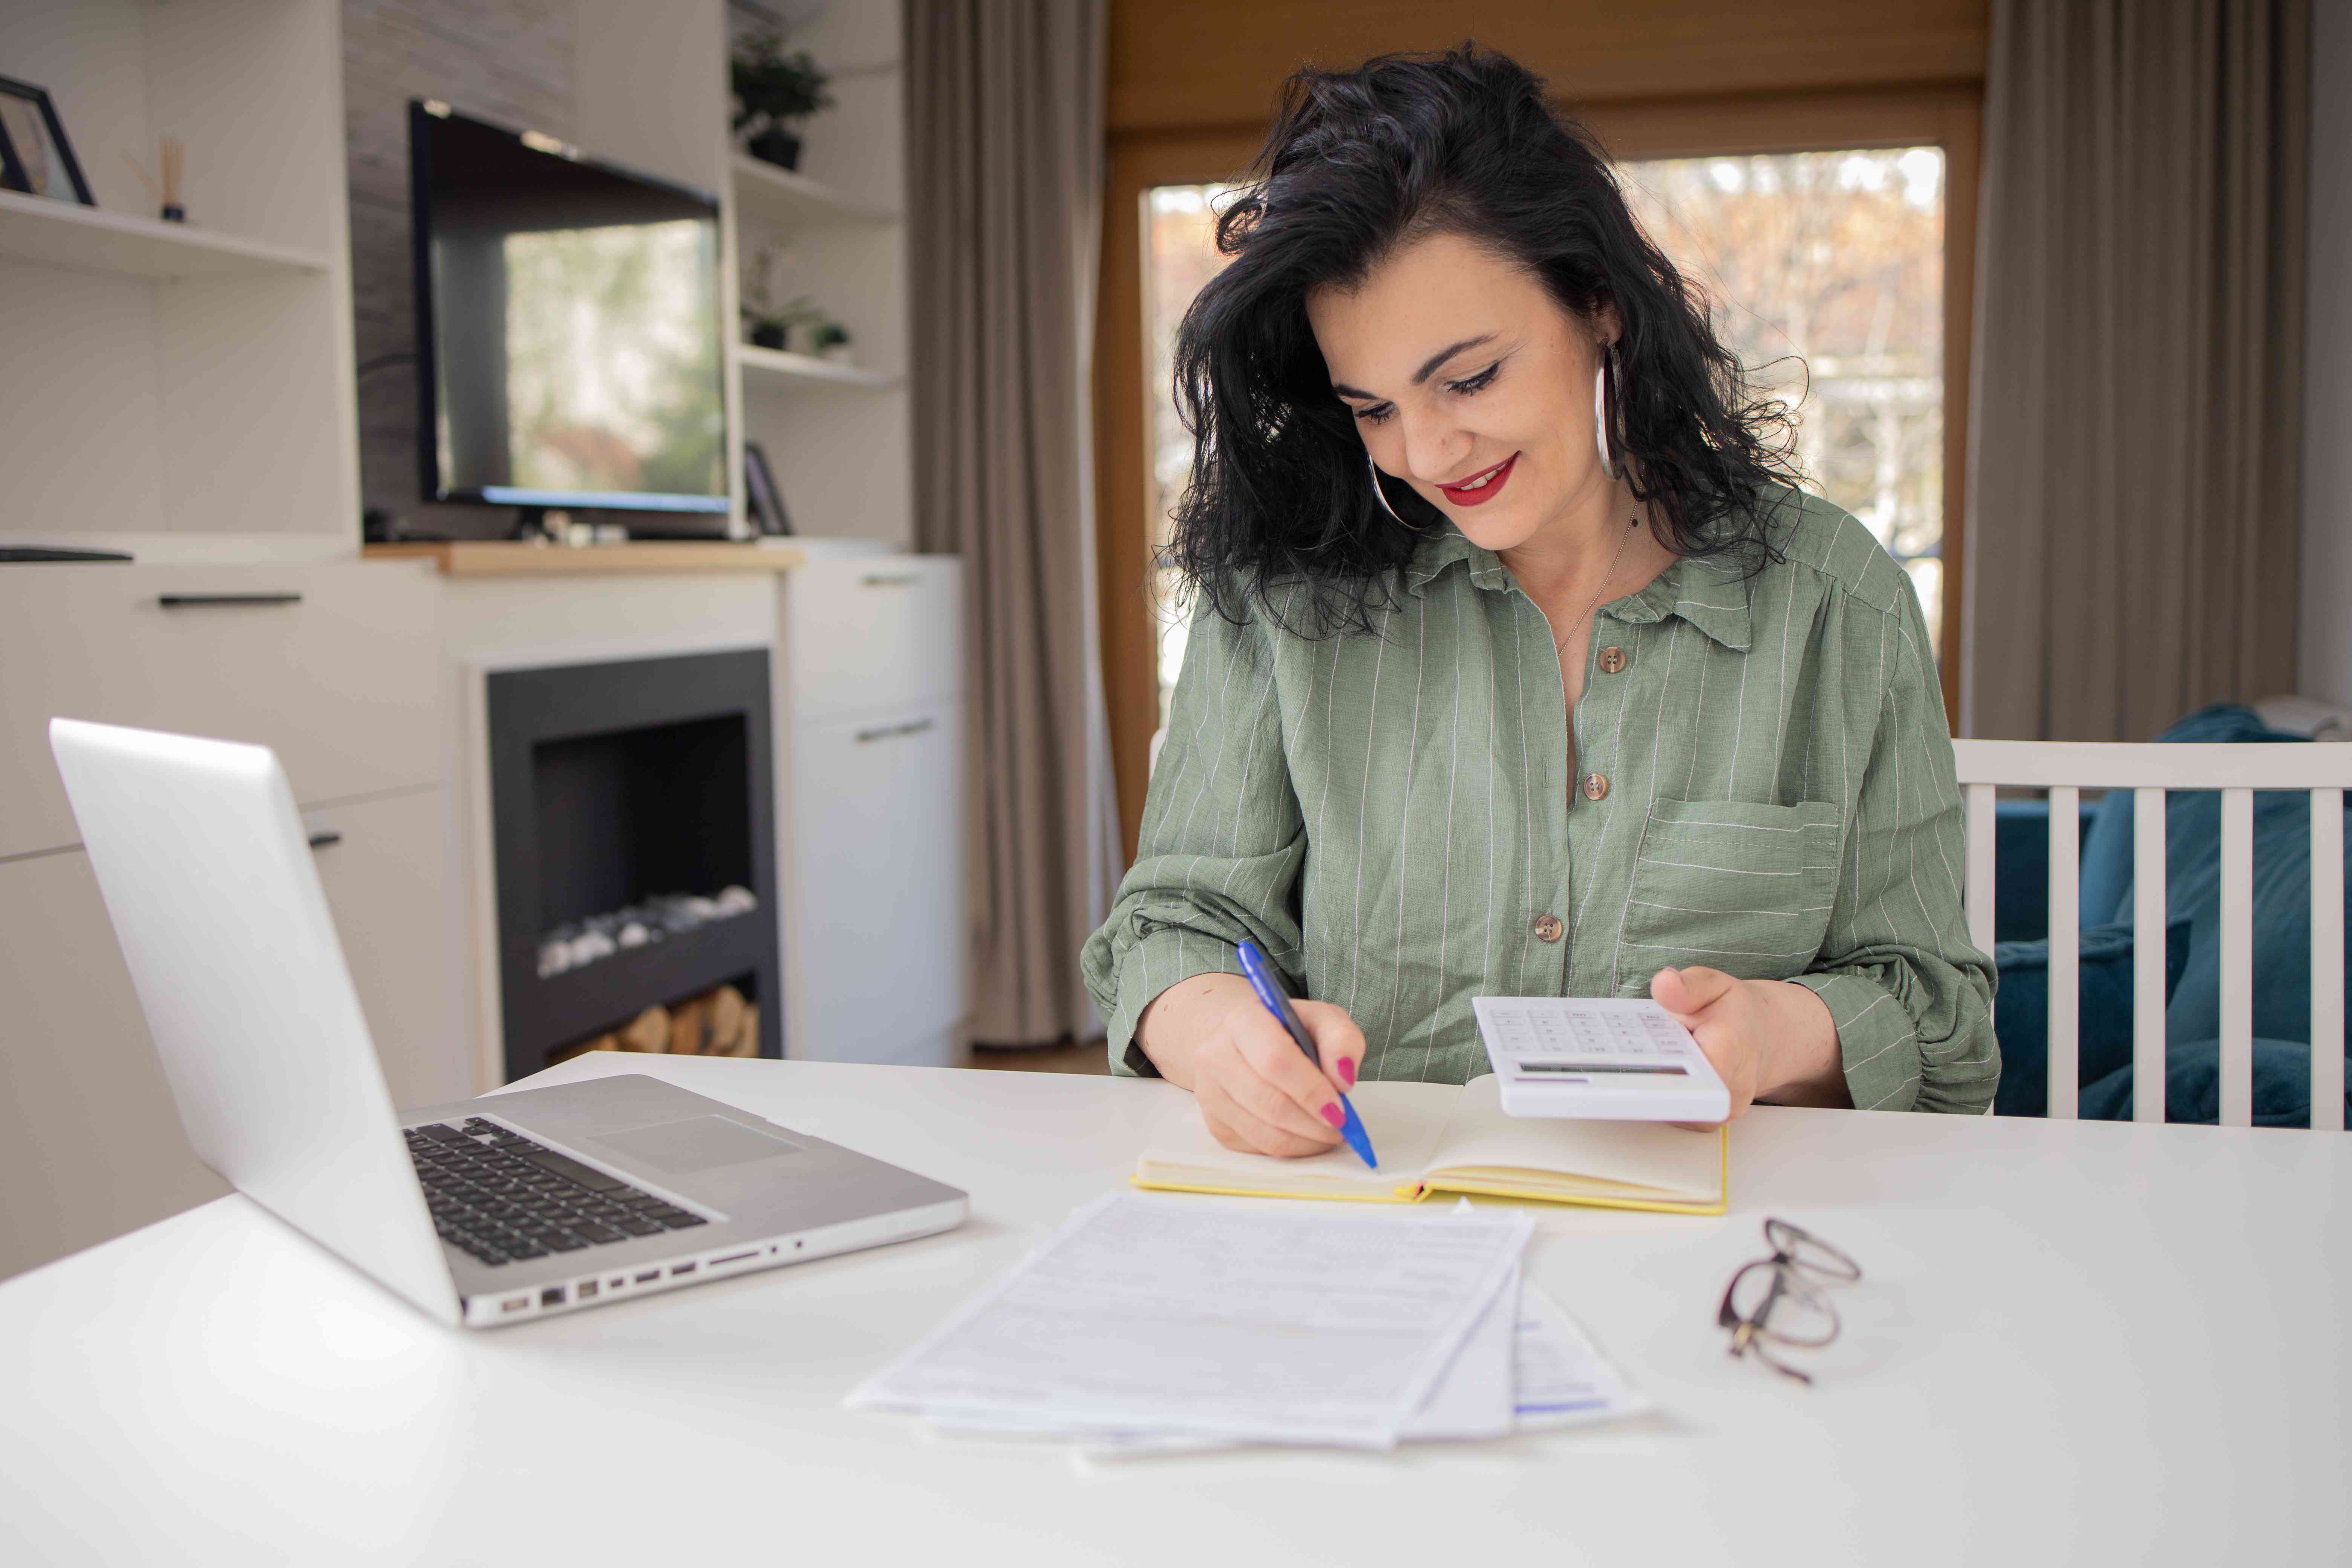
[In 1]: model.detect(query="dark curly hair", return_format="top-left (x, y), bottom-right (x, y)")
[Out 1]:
top-left (1168, 45), bottom-right (1802, 637)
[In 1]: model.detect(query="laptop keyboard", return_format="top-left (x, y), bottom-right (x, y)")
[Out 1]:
top-left (405, 1116), bottom-right (707, 1267)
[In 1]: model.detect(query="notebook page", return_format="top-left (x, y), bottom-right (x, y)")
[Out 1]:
top-left (1135, 1080), bottom-right (1458, 1195)
top-left (848, 1192), bottom-right (1533, 1449)
top-left (1429, 1075), bottom-right (1722, 1199)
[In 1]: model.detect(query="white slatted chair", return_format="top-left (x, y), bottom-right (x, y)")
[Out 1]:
top-left (1951, 741), bottom-right (2350, 1130)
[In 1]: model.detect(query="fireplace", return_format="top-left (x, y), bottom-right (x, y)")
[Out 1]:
top-left (486, 648), bottom-right (781, 1080)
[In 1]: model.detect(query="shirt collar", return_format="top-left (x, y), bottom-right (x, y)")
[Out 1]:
top-left (1600, 551), bottom-right (1754, 652)
top-left (1403, 526), bottom-right (1513, 596)
top-left (1406, 526), bottom-right (1754, 653)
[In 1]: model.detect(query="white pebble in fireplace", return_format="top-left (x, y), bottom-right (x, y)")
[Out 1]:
top-left (536, 886), bottom-right (761, 978)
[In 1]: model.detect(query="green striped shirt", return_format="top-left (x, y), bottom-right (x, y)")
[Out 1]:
top-left (1081, 490), bottom-right (1998, 1113)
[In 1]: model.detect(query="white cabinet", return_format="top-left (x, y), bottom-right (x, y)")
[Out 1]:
top-left (789, 702), bottom-right (968, 1064)
top-left (0, 559), bottom-right (441, 859)
top-left (0, 554), bottom-right (453, 1280)
top-left (306, 789), bottom-right (468, 1110)
top-left (781, 556), bottom-right (967, 720)
top-left (776, 559), bottom-right (968, 1066)
top-left (0, 845), bottom-right (230, 1281)
top-left (0, 787), bottom-right (456, 1282)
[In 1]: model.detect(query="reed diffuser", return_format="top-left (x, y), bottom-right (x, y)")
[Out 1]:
top-left (122, 135), bottom-right (185, 222)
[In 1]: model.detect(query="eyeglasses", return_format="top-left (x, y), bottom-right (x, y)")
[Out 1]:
top-left (1717, 1217), bottom-right (1862, 1386)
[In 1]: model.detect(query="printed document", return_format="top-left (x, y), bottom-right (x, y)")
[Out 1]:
top-left (848, 1192), bottom-right (1533, 1449)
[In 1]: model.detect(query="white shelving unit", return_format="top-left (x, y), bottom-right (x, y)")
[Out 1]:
top-left (730, 156), bottom-right (902, 229)
top-left (737, 343), bottom-right (907, 392)
top-left (0, 0), bottom-right (359, 549)
top-left (724, 5), bottom-right (913, 550)
top-left (0, 0), bottom-right (467, 1282)
top-left (0, 189), bottom-right (335, 281)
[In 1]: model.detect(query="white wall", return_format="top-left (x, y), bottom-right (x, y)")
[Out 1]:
top-left (2301, 0), bottom-right (2352, 707)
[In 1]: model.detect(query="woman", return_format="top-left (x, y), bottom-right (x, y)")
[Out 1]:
top-left (1080, 47), bottom-right (1996, 1157)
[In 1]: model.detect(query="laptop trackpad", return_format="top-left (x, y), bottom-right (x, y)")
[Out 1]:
top-left (595, 1115), bottom-right (802, 1173)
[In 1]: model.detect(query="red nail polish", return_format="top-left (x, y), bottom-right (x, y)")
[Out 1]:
top-left (1320, 1103), bottom-right (1345, 1127)
top-left (1337, 1058), bottom-right (1357, 1088)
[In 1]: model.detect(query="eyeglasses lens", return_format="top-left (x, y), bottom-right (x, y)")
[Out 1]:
top-left (1764, 1218), bottom-right (1863, 1283)
top-left (1726, 1260), bottom-right (1839, 1348)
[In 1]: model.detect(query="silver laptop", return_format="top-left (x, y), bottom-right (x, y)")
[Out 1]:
top-left (49, 718), bottom-right (967, 1328)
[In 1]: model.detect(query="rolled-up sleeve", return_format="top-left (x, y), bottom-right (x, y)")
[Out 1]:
top-left (1081, 605), bottom-right (1306, 1076)
top-left (1791, 591), bottom-right (1999, 1113)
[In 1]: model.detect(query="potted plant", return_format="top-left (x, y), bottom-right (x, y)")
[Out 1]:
top-left (742, 294), bottom-right (824, 352)
top-left (811, 321), bottom-right (854, 365)
top-left (731, 34), bottom-right (832, 172)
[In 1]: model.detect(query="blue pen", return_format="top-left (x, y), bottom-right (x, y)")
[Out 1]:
top-left (1235, 939), bottom-right (1377, 1169)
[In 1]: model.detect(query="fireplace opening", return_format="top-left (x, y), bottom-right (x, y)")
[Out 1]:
top-left (487, 649), bottom-right (782, 1080)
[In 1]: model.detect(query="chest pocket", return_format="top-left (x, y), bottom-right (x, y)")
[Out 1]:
top-left (1615, 798), bottom-right (1844, 989)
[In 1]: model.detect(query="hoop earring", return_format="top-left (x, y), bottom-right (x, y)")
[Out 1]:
top-left (1593, 346), bottom-right (1620, 480)
top-left (1366, 447), bottom-right (1408, 524)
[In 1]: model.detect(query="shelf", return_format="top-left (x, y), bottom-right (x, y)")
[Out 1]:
top-left (730, 156), bottom-right (902, 231)
top-left (0, 190), bottom-right (334, 281)
top-left (512, 912), bottom-right (774, 1066)
top-left (363, 542), bottom-right (806, 576)
top-left (735, 344), bottom-right (905, 392)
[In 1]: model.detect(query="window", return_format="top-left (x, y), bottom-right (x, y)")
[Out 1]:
top-left (1144, 183), bottom-right (1240, 729)
top-left (1618, 149), bottom-right (1948, 652)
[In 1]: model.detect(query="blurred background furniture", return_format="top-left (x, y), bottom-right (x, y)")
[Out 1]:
top-left (1961, 710), bottom-right (2349, 1129)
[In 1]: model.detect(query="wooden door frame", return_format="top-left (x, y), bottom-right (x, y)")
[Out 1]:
top-left (1095, 88), bottom-right (1982, 860)
top-left (1095, 127), bottom-right (1270, 862)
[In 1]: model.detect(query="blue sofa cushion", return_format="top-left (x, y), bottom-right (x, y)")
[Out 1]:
top-left (1992, 918), bottom-right (2192, 1118)
top-left (2079, 1039), bottom-right (2345, 1129)
top-left (1992, 796), bottom-right (2099, 944)
top-left (2076, 703), bottom-right (2296, 927)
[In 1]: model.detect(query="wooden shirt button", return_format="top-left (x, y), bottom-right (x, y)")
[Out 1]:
top-left (1597, 645), bottom-right (1627, 674)
top-left (1581, 772), bottom-right (1609, 801)
top-left (1533, 914), bottom-right (1563, 943)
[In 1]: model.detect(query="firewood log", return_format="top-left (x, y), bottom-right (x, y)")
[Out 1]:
top-left (721, 1003), bottom-right (760, 1057)
top-left (709, 985), bottom-right (746, 1051)
top-left (622, 1006), bottom-right (669, 1053)
top-left (669, 995), bottom-right (712, 1056)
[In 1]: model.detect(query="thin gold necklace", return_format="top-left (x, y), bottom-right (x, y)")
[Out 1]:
top-left (1553, 514), bottom-right (1641, 663)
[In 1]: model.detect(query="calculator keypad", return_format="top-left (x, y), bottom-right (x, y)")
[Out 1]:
top-left (1484, 1005), bottom-right (1690, 1061)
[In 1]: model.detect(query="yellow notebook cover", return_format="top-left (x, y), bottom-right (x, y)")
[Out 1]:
top-left (1132, 1076), bottom-right (1728, 1216)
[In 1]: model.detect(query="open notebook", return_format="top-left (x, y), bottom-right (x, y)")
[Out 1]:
top-left (1133, 1075), bottom-right (1727, 1216)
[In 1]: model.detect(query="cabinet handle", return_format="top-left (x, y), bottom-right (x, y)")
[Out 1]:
top-left (858, 573), bottom-right (919, 588)
top-left (853, 717), bottom-right (936, 744)
top-left (306, 830), bottom-right (343, 850)
top-left (157, 592), bottom-right (302, 608)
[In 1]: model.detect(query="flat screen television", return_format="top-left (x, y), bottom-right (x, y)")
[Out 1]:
top-left (409, 100), bottom-right (728, 519)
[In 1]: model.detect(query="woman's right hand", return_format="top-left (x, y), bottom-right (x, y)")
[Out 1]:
top-left (1135, 973), bottom-right (1366, 1157)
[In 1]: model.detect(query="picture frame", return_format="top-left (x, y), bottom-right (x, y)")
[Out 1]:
top-left (744, 439), bottom-right (793, 536)
top-left (0, 76), bottom-right (93, 206)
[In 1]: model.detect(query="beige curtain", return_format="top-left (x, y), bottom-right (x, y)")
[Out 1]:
top-left (905, 0), bottom-right (1124, 1045)
top-left (1964, 0), bottom-right (2308, 741)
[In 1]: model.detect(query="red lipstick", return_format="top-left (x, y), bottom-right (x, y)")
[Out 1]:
top-left (1437, 452), bottom-right (1518, 507)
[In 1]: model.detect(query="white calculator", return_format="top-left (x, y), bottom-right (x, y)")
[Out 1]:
top-left (1471, 997), bottom-right (1731, 1122)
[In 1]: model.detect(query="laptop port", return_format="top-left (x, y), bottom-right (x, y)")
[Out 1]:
top-left (542, 1286), bottom-right (567, 1308)
top-left (670, 1262), bottom-right (698, 1276)
top-left (577, 1280), bottom-right (600, 1300)
top-left (711, 1251), bottom-right (758, 1267)
top-left (635, 1270), bottom-right (661, 1284)
top-left (501, 1295), bottom-right (531, 1313)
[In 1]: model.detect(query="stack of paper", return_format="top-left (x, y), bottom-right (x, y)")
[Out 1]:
top-left (847, 1193), bottom-right (1643, 1452)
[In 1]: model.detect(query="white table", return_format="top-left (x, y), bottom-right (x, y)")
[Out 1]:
top-left (1, 1055), bottom-right (2343, 1565)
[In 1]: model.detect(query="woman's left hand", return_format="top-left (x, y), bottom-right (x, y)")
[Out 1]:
top-left (1648, 966), bottom-right (1849, 1122)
